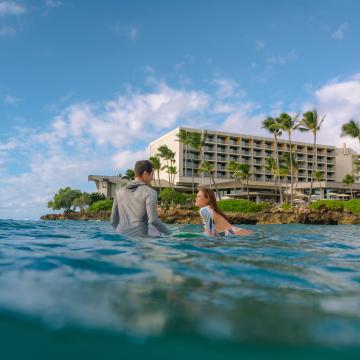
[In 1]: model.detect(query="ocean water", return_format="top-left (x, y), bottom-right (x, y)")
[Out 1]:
top-left (0, 220), bottom-right (360, 359)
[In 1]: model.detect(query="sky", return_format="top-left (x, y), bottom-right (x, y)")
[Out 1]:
top-left (0, 0), bottom-right (360, 219)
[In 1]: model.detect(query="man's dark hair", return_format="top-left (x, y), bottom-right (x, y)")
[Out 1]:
top-left (134, 160), bottom-right (153, 177)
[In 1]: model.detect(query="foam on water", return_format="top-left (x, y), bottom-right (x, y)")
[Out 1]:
top-left (1, 219), bottom-right (360, 359)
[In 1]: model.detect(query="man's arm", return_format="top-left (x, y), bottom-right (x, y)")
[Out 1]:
top-left (110, 194), bottom-right (119, 230)
top-left (146, 191), bottom-right (172, 235)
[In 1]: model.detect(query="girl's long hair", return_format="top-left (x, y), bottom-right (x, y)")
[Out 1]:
top-left (199, 188), bottom-right (232, 224)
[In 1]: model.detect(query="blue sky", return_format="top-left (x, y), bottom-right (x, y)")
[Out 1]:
top-left (1, 0), bottom-right (360, 219)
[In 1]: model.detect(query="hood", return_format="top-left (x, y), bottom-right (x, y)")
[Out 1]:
top-left (126, 180), bottom-right (146, 191)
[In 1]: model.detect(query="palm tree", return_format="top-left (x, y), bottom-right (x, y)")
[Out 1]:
top-left (122, 169), bottom-right (135, 180)
top-left (190, 131), bottom-right (221, 200)
top-left (281, 152), bottom-right (300, 203)
top-left (199, 160), bottom-right (216, 189)
top-left (265, 157), bottom-right (279, 203)
top-left (188, 132), bottom-right (203, 194)
top-left (262, 116), bottom-right (283, 203)
top-left (341, 120), bottom-right (360, 143)
top-left (343, 174), bottom-right (355, 199)
top-left (176, 129), bottom-right (191, 178)
top-left (354, 158), bottom-right (360, 172)
top-left (299, 110), bottom-right (325, 203)
top-left (167, 165), bottom-right (178, 190)
top-left (278, 112), bottom-right (300, 207)
top-left (278, 164), bottom-right (290, 204)
top-left (226, 161), bottom-right (241, 192)
top-left (149, 156), bottom-right (162, 192)
top-left (186, 131), bottom-right (204, 194)
top-left (157, 145), bottom-right (175, 188)
top-left (314, 170), bottom-right (324, 199)
top-left (238, 163), bottom-right (251, 200)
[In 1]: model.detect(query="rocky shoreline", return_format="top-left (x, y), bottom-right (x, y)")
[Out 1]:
top-left (41, 207), bottom-right (360, 225)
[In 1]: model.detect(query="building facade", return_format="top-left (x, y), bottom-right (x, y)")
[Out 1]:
top-left (148, 127), bottom-right (360, 200)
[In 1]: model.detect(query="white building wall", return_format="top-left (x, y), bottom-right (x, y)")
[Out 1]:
top-left (335, 144), bottom-right (360, 182)
top-left (148, 128), bottom-right (182, 184)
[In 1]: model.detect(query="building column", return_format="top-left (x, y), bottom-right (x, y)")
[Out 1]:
top-left (320, 188), bottom-right (325, 199)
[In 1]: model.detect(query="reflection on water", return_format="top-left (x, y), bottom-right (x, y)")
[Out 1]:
top-left (0, 220), bottom-right (360, 359)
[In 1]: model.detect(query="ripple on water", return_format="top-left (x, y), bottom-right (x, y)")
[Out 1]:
top-left (0, 220), bottom-right (360, 353)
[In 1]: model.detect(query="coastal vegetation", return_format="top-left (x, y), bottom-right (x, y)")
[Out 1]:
top-left (47, 187), bottom-right (106, 213)
top-left (218, 199), bottom-right (270, 213)
top-left (309, 199), bottom-right (360, 214)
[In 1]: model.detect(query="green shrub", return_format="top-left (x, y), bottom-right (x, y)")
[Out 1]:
top-left (160, 189), bottom-right (191, 206)
top-left (89, 199), bottom-right (113, 213)
top-left (344, 199), bottom-right (360, 214)
top-left (280, 203), bottom-right (292, 210)
top-left (309, 200), bottom-right (344, 211)
top-left (217, 199), bottom-right (270, 213)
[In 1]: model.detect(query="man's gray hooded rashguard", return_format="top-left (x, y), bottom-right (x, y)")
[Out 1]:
top-left (110, 180), bottom-right (171, 237)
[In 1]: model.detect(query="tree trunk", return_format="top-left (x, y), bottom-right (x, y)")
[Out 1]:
top-left (309, 133), bottom-right (316, 203)
top-left (212, 173), bottom-right (221, 200)
top-left (157, 170), bottom-right (161, 193)
top-left (288, 134), bottom-right (294, 207)
top-left (274, 135), bottom-right (283, 204)
top-left (246, 178), bottom-right (250, 200)
top-left (191, 154), bottom-right (195, 194)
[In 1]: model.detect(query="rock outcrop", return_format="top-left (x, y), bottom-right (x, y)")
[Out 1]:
top-left (41, 208), bottom-right (360, 225)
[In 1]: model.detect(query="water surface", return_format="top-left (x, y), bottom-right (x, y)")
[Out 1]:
top-left (1, 220), bottom-right (360, 359)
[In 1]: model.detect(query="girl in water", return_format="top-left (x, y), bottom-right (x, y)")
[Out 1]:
top-left (195, 188), bottom-right (253, 237)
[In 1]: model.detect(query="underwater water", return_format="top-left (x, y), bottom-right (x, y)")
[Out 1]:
top-left (0, 219), bottom-right (360, 359)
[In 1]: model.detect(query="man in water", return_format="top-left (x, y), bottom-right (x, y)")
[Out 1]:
top-left (110, 160), bottom-right (172, 237)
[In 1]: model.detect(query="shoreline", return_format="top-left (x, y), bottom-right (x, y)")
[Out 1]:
top-left (40, 207), bottom-right (360, 225)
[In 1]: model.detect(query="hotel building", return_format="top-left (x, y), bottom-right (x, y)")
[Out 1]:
top-left (89, 126), bottom-right (359, 201)
top-left (148, 127), bottom-right (360, 201)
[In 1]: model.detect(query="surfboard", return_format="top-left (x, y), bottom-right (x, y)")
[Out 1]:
top-left (172, 232), bottom-right (206, 238)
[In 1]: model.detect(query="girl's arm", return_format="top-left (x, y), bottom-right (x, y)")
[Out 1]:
top-left (199, 207), bottom-right (215, 236)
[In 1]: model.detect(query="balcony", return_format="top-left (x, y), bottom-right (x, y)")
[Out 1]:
top-left (204, 146), bottom-right (215, 152)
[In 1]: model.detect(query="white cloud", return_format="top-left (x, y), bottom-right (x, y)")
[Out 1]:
top-left (313, 74), bottom-right (360, 151)
top-left (174, 54), bottom-right (195, 70)
top-left (0, 25), bottom-right (15, 36)
top-left (0, 81), bottom-right (210, 219)
top-left (220, 102), bottom-right (264, 135)
top-left (113, 24), bottom-right (140, 41)
top-left (0, 1), bottom-right (26, 16)
top-left (255, 40), bottom-right (265, 51)
top-left (266, 50), bottom-right (297, 67)
top-left (45, 0), bottom-right (62, 8)
top-left (128, 26), bottom-right (139, 40)
top-left (112, 149), bottom-right (149, 169)
top-left (4, 94), bottom-right (22, 104)
top-left (213, 78), bottom-right (246, 99)
top-left (331, 23), bottom-right (349, 40)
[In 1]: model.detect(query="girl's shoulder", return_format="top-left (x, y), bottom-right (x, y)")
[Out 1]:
top-left (199, 206), bottom-right (213, 216)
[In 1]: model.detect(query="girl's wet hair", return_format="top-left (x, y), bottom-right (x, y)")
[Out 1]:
top-left (198, 188), bottom-right (232, 224)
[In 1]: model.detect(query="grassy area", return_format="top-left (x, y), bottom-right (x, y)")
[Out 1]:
top-left (89, 199), bottom-right (113, 213)
top-left (309, 199), bottom-right (360, 214)
top-left (218, 199), bottom-right (270, 213)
